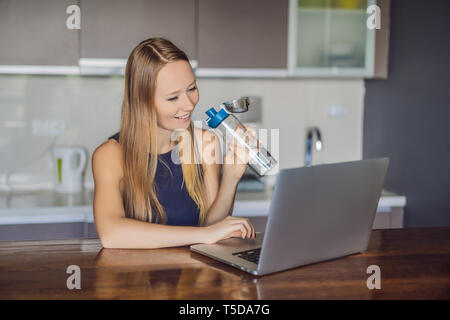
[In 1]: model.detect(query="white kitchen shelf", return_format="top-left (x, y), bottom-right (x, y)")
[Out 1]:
top-left (79, 58), bottom-right (198, 76)
top-left (0, 65), bottom-right (80, 75)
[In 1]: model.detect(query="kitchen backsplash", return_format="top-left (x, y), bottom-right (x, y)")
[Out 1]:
top-left (0, 75), bottom-right (364, 190)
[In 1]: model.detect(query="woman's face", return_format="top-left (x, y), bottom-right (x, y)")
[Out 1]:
top-left (154, 60), bottom-right (199, 131)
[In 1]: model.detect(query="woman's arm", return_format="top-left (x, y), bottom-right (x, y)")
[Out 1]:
top-left (198, 129), bottom-right (245, 226)
top-left (204, 174), bottom-right (240, 226)
top-left (93, 134), bottom-right (254, 249)
top-left (92, 140), bottom-right (209, 249)
top-left (97, 217), bottom-right (208, 249)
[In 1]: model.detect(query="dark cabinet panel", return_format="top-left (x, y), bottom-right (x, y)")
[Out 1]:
top-left (86, 223), bottom-right (99, 239)
top-left (197, 0), bottom-right (288, 68)
top-left (0, 223), bottom-right (85, 241)
top-left (0, 222), bottom-right (99, 241)
top-left (80, 0), bottom-right (197, 59)
top-left (0, 0), bottom-right (79, 65)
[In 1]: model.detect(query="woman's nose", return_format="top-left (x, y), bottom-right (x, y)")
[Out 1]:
top-left (181, 95), bottom-right (195, 112)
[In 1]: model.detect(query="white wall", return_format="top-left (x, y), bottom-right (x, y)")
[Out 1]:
top-left (0, 74), bottom-right (364, 190)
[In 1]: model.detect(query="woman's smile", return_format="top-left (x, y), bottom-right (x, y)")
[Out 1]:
top-left (174, 113), bottom-right (191, 122)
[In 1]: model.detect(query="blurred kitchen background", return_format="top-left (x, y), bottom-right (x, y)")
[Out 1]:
top-left (0, 0), bottom-right (448, 240)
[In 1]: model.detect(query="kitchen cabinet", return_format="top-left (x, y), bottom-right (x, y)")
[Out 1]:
top-left (79, 0), bottom-right (197, 74)
top-left (196, 0), bottom-right (289, 76)
top-left (0, 222), bottom-right (98, 241)
top-left (0, 0), bottom-right (389, 78)
top-left (287, 0), bottom-right (390, 78)
top-left (0, 222), bottom-right (87, 241)
top-left (0, 0), bottom-right (79, 74)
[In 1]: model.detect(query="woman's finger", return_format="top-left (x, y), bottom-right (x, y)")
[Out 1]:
top-left (237, 217), bottom-right (255, 239)
top-left (239, 225), bottom-right (247, 239)
top-left (230, 219), bottom-right (253, 239)
top-left (226, 230), bottom-right (242, 239)
top-left (226, 219), bottom-right (256, 239)
top-left (249, 220), bottom-right (256, 239)
top-left (242, 219), bottom-right (253, 239)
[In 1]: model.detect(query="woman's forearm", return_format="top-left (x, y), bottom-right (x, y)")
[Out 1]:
top-left (99, 216), bottom-right (208, 249)
top-left (204, 175), bottom-right (240, 226)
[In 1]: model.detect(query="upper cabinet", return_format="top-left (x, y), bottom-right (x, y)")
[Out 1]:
top-left (0, 0), bottom-right (79, 74)
top-left (0, 0), bottom-right (389, 78)
top-left (80, 0), bottom-right (197, 71)
top-left (288, 0), bottom-right (389, 78)
top-left (197, 0), bottom-right (289, 73)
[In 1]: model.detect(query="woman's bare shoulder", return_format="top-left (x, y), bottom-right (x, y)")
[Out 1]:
top-left (92, 138), bottom-right (124, 178)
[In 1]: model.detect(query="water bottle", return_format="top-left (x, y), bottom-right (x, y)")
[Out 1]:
top-left (205, 105), bottom-right (277, 176)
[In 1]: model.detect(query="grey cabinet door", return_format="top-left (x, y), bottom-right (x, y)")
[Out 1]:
top-left (197, 0), bottom-right (289, 68)
top-left (0, 223), bottom-right (85, 241)
top-left (0, 222), bottom-right (99, 241)
top-left (86, 223), bottom-right (99, 239)
top-left (80, 0), bottom-right (197, 60)
top-left (0, 0), bottom-right (79, 65)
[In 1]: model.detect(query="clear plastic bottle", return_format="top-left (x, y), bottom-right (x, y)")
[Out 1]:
top-left (205, 106), bottom-right (277, 176)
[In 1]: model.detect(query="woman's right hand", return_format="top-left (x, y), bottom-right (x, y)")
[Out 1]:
top-left (202, 216), bottom-right (256, 244)
top-left (222, 124), bottom-right (258, 183)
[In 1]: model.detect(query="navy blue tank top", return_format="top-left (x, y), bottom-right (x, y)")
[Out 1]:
top-left (108, 132), bottom-right (200, 226)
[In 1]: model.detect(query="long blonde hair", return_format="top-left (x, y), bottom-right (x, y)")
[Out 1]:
top-left (118, 37), bottom-right (207, 226)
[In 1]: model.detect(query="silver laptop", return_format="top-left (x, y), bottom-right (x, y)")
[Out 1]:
top-left (190, 158), bottom-right (389, 276)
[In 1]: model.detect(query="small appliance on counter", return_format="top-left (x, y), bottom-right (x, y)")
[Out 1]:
top-left (51, 145), bottom-right (87, 193)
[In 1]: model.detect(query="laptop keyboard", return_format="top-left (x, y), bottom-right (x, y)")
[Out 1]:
top-left (232, 248), bottom-right (261, 264)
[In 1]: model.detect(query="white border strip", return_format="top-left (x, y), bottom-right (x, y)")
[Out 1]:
top-left (79, 58), bottom-right (126, 67)
top-left (79, 58), bottom-right (125, 75)
top-left (0, 65), bottom-right (80, 75)
top-left (0, 61), bottom-right (368, 78)
top-left (79, 58), bottom-right (198, 75)
top-left (195, 68), bottom-right (288, 78)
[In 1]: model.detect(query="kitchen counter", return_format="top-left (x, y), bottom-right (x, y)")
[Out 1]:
top-left (0, 221), bottom-right (448, 299)
top-left (0, 188), bottom-right (94, 224)
top-left (0, 188), bottom-right (94, 209)
top-left (0, 188), bottom-right (406, 225)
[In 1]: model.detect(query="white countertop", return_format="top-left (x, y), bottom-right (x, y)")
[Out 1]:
top-left (0, 188), bottom-right (406, 225)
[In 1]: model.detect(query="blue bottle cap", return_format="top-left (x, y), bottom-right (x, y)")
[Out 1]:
top-left (205, 107), bottom-right (229, 128)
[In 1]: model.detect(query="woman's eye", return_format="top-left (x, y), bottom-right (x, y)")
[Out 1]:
top-left (167, 87), bottom-right (196, 101)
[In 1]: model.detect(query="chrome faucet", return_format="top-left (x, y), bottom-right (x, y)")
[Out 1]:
top-left (305, 127), bottom-right (322, 166)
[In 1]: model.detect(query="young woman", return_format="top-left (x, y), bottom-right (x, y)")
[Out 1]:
top-left (92, 37), bottom-right (256, 249)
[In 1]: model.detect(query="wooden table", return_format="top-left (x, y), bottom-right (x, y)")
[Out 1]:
top-left (0, 218), bottom-right (449, 299)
